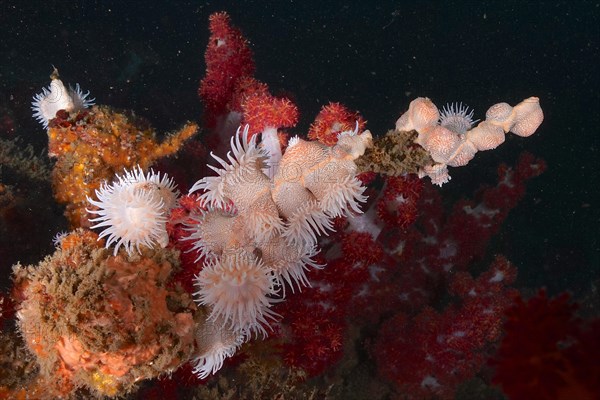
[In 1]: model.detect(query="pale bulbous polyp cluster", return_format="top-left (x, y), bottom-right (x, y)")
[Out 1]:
top-left (395, 97), bottom-right (544, 185)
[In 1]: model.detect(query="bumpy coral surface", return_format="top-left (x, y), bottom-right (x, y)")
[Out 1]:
top-left (46, 105), bottom-right (197, 227)
top-left (374, 256), bottom-right (518, 399)
top-left (12, 229), bottom-right (196, 398)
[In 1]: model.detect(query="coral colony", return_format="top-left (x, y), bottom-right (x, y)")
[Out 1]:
top-left (1, 10), bottom-right (593, 400)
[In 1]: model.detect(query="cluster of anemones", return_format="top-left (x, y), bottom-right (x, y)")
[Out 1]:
top-left (185, 124), bottom-right (372, 377)
top-left (395, 96), bottom-right (544, 185)
top-left (84, 124), bottom-right (372, 379)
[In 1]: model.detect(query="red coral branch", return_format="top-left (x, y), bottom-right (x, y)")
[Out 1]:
top-left (199, 12), bottom-right (255, 128)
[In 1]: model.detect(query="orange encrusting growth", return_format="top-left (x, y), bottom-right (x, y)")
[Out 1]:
top-left (12, 229), bottom-right (196, 398)
top-left (47, 106), bottom-right (197, 227)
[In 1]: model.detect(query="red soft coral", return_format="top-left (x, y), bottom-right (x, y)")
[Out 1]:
top-left (199, 12), bottom-right (255, 127)
top-left (373, 256), bottom-right (518, 400)
top-left (242, 92), bottom-right (299, 136)
top-left (308, 102), bottom-right (366, 146)
top-left (493, 290), bottom-right (600, 400)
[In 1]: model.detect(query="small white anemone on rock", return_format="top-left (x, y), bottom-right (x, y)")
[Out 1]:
top-left (87, 166), bottom-right (179, 255)
top-left (31, 67), bottom-right (95, 129)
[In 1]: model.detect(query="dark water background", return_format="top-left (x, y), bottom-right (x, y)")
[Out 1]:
top-left (0, 1), bottom-right (598, 301)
